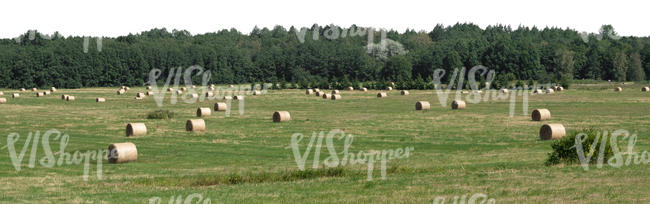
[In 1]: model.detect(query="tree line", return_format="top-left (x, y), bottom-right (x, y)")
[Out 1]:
top-left (0, 24), bottom-right (648, 89)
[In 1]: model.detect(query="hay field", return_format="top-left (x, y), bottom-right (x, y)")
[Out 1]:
top-left (1, 83), bottom-right (650, 203)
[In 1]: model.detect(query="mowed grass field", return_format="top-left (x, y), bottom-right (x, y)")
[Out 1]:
top-left (1, 83), bottom-right (650, 203)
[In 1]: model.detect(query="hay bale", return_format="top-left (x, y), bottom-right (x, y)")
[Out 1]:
top-left (108, 142), bottom-right (138, 163)
top-left (347, 87), bottom-right (354, 91)
top-left (167, 88), bottom-right (174, 92)
top-left (451, 100), bottom-right (466, 109)
top-left (180, 87), bottom-right (188, 92)
top-left (146, 86), bottom-right (152, 90)
top-left (306, 89), bottom-right (314, 95)
top-left (401, 90), bottom-right (409, 95)
top-left (500, 89), bottom-right (509, 93)
top-left (124, 86), bottom-right (130, 91)
top-left (66, 96), bottom-right (75, 101)
top-left (461, 91), bottom-right (469, 94)
top-left (61, 94), bottom-right (68, 100)
top-left (12, 93), bottom-right (19, 98)
top-left (31, 88), bottom-right (38, 92)
top-left (361, 88), bottom-right (368, 92)
top-left (532, 109), bottom-right (551, 121)
top-left (387, 87), bottom-right (393, 91)
top-left (190, 93), bottom-right (199, 99)
top-left (253, 90), bottom-right (262, 95)
top-left (205, 92), bottom-right (214, 97)
top-left (223, 96), bottom-right (233, 100)
top-left (315, 91), bottom-right (323, 96)
top-left (229, 85), bottom-right (235, 88)
top-left (117, 89), bottom-right (126, 95)
top-left (273, 111), bottom-right (291, 122)
top-left (176, 90), bottom-right (183, 95)
top-left (332, 90), bottom-right (340, 94)
top-left (36, 92), bottom-right (45, 97)
top-left (96, 98), bottom-right (106, 102)
top-left (322, 93), bottom-right (331, 99)
top-left (197, 107), bottom-right (212, 117)
top-left (540, 124), bottom-right (566, 140)
top-left (0, 98), bottom-right (6, 104)
top-left (642, 87), bottom-right (650, 92)
top-left (134, 97), bottom-right (143, 100)
top-left (186, 119), bottom-right (206, 132)
top-left (50, 87), bottom-right (57, 92)
top-left (19, 88), bottom-right (25, 92)
top-left (146, 91), bottom-right (154, 96)
top-left (234, 95), bottom-right (244, 100)
top-left (331, 94), bottom-right (341, 100)
top-left (208, 87), bottom-right (215, 91)
top-left (533, 89), bottom-right (544, 94)
top-left (0, 91), bottom-right (3, 96)
top-left (314, 88), bottom-right (321, 92)
top-left (136, 93), bottom-right (146, 98)
top-left (126, 123), bottom-right (147, 136)
top-left (191, 85), bottom-right (196, 89)
top-left (546, 89), bottom-right (554, 94)
top-left (214, 102), bottom-right (227, 111)
top-left (44, 91), bottom-right (51, 95)
top-left (555, 86), bottom-right (564, 91)
top-left (377, 92), bottom-right (387, 98)
top-left (415, 101), bottom-right (430, 110)
top-left (614, 87), bottom-right (622, 92)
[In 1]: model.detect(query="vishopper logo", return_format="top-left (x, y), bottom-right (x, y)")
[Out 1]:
top-left (295, 25), bottom-right (407, 59)
top-left (148, 193), bottom-right (212, 204)
top-left (148, 65), bottom-right (270, 116)
top-left (574, 129), bottom-right (650, 170)
top-left (12, 30), bottom-right (103, 53)
top-left (3, 129), bottom-right (105, 181)
top-left (286, 129), bottom-right (414, 181)
top-left (432, 193), bottom-right (496, 204)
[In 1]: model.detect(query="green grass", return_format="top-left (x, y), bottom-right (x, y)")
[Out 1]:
top-left (1, 83), bottom-right (650, 203)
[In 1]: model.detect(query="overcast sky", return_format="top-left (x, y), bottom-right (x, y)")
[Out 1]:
top-left (1, 0), bottom-right (647, 38)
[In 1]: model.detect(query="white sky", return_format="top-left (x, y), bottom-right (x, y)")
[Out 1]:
top-left (0, 0), bottom-right (647, 38)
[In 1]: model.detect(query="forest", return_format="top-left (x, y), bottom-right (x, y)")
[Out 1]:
top-left (0, 23), bottom-right (648, 89)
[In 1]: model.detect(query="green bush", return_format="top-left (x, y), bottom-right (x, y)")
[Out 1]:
top-left (147, 110), bottom-right (176, 119)
top-left (545, 128), bottom-right (614, 166)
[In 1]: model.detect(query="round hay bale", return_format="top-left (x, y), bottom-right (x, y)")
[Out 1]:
top-left (306, 89), bottom-right (314, 95)
top-left (415, 101), bottom-right (430, 110)
top-left (61, 94), bottom-right (69, 100)
top-left (229, 85), bottom-right (235, 88)
top-left (186, 119), bottom-right (206, 132)
top-left (546, 89), bottom-right (554, 94)
top-left (180, 87), bottom-right (188, 92)
top-left (223, 96), bottom-right (233, 100)
top-left (614, 87), bottom-right (622, 92)
top-left (253, 90), bottom-right (262, 95)
top-left (117, 89), bottom-right (125, 95)
top-left (401, 90), bottom-right (409, 95)
top-left (167, 88), bottom-right (174, 92)
top-left (377, 92), bottom-right (387, 98)
top-left (532, 109), bottom-right (551, 121)
top-left (214, 102), bottom-right (227, 111)
top-left (642, 87), bottom-right (649, 92)
top-left (108, 142), bottom-right (138, 163)
top-left (315, 91), bottom-right (323, 96)
top-left (387, 87), bottom-right (393, 91)
top-left (273, 111), bottom-right (291, 122)
top-left (191, 85), bottom-right (196, 89)
top-left (555, 86), bottom-right (564, 91)
top-left (197, 107), bottom-right (212, 117)
top-left (451, 100), bottom-right (466, 109)
top-left (234, 95), bottom-right (244, 100)
top-left (44, 91), bottom-right (51, 95)
top-left (96, 98), bottom-right (106, 102)
top-left (461, 91), bottom-right (469, 94)
top-left (205, 92), bottom-right (214, 97)
top-left (0, 91), bottom-right (3, 96)
top-left (36, 92), bottom-right (44, 97)
top-left (145, 91), bottom-right (154, 96)
top-left (0, 98), bottom-right (6, 104)
top-left (146, 86), bottom-right (152, 90)
top-left (361, 87), bottom-right (368, 92)
top-left (126, 123), bottom-right (147, 137)
top-left (332, 90), bottom-right (340, 94)
top-left (322, 94), bottom-right (331, 99)
top-left (124, 87), bottom-right (130, 91)
top-left (540, 124), bottom-right (566, 140)
top-left (208, 87), bottom-right (215, 91)
top-left (136, 93), bottom-right (145, 98)
top-left (500, 89), bottom-right (509, 93)
top-left (31, 88), bottom-right (38, 92)
top-left (176, 90), bottom-right (183, 95)
top-left (347, 87), bottom-right (354, 91)
top-left (66, 96), bottom-right (75, 101)
top-left (314, 88), bottom-right (321, 92)
top-left (19, 88), bottom-right (25, 92)
top-left (189, 93), bottom-right (199, 99)
top-left (50, 87), bottom-right (56, 92)
top-left (12, 93), bottom-right (19, 98)
top-left (331, 94), bottom-right (341, 100)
